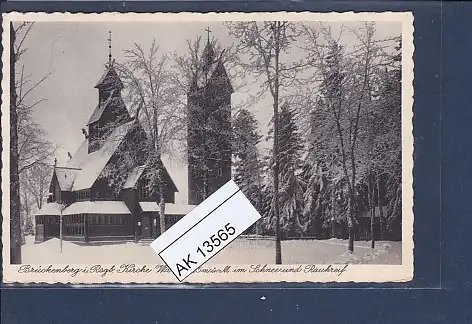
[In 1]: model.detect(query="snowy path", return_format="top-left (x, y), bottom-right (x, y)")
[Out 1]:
top-left (21, 235), bottom-right (401, 265)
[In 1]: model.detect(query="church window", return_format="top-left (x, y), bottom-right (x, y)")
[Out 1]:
top-left (64, 214), bottom-right (85, 236)
top-left (217, 168), bottom-right (223, 177)
top-left (139, 182), bottom-right (151, 199)
top-left (76, 190), bottom-right (90, 201)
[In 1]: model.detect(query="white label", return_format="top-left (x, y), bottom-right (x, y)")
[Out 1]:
top-left (150, 180), bottom-right (261, 281)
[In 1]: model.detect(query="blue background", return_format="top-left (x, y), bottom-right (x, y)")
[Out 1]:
top-left (1, 1), bottom-right (470, 322)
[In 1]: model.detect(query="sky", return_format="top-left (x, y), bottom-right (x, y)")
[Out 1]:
top-left (20, 20), bottom-right (401, 167)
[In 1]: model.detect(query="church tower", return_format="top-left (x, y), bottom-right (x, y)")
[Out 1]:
top-left (187, 31), bottom-right (234, 205)
top-left (87, 31), bottom-right (131, 153)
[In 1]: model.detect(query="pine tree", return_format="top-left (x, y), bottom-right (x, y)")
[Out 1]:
top-left (270, 103), bottom-right (305, 237)
top-left (375, 38), bottom-right (402, 240)
top-left (302, 156), bottom-right (330, 238)
top-left (232, 109), bottom-right (264, 234)
top-left (301, 100), bottom-right (335, 238)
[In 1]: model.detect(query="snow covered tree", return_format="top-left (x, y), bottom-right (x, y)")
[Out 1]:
top-left (10, 22), bottom-right (22, 264)
top-left (300, 104), bottom-right (334, 238)
top-left (264, 103), bottom-right (305, 237)
top-left (302, 23), bottom-right (394, 252)
top-left (10, 22), bottom-right (54, 263)
top-left (276, 103), bottom-right (305, 236)
top-left (371, 38), bottom-right (402, 240)
top-left (227, 21), bottom-right (305, 263)
top-left (20, 163), bottom-right (53, 236)
top-left (232, 109), bottom-right (264, 233)
top-left (107, 40), bottom-right (184, 236)
top-left (20, 185), bottom-right (35, 237)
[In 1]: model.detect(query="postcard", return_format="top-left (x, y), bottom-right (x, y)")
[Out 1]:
top-left (1, 11), bottom-right (414, 283)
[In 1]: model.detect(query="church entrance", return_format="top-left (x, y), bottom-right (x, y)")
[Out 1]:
top-left (141, 213), bottom-right (153, 239)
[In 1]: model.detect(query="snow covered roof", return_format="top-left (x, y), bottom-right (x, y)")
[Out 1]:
top-left (166, 203), bottom-right (196, 215)
top-left (123, 166), bottom-right (146, 189)
top-left (67, 140), bottom-right (89, 169)
top-left (72, 120), bottom-right (136, 191)
top-left (139, 202), bottom-right (159, 212)
top-left (35, 202), bottom-right (65, 216)
top-left (139, 202), bottom-right (196, 215)
top-left (60, 118), bottom-right (181, 194)
top-left (54, 168), bottom-right (80, 191)
top-left (51, 141), bottom-right (89, 191)
top-left (62, 201), bottom-right (131, 215)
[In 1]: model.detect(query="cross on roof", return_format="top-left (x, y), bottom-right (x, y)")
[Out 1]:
top-left (205, 27), bottom-right (211, 42)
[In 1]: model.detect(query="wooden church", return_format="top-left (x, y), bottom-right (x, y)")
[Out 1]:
top-left (34, 33), bottom-right (233, 243)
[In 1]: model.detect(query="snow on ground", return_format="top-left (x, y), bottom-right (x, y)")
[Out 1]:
top-left (22, 235), bottom-right (401, 265)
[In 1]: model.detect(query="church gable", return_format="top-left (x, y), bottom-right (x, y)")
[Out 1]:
top-left (49, 172), bottom-right (62, 202)
top-left (54, 168), bottom-right (80, 191)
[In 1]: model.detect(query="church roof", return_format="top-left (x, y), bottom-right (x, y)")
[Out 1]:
top-left (87, 89), bottom-right (119, 125)
top-left (72, 120), bottom-right (136, 191)
top-left (123, 165), bottom-right (146, 189)
top-left (35, 202), bottom-right (65, 216)
top-left (192, 58), bottom-right (233, 92)
top-left (122, 163), bottom-right (179, 193)
top-left (201, 41), bottom-right (215, 69)
top-left (62, 201), bottom-right (131, 215)
top-left (67, 140), bottom-right (89, 169)
top-left (57, 120), bottom-right (136, 191)
top-left (194, 63), bottom-right (218, 89)
top-left (60, 118), bottom-right (180, 194)
top-left (94, 64), bottom-right (123, 90)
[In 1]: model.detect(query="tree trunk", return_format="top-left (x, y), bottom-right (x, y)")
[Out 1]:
top-left (255, 180), bottom-right (263, 236)
top-left (203, 170), bottom-right (208, 201)
top-left (347, 197), bottom-right (355, 253)
top-left (273, 22), bottom-right (282, 264)
top-left (23, 192), bottom-right (33, 238)
top-left (348, 227), bottom-right (354, 252)
top-left (151, 108), bottom-right (166, 237)
top-left (331, 191), bottom-right (335, 238)
top-left (369, 180), bottom-right (375, 249)
top-left (158, 167), bottom-right (166, 237)
top-left (10, 23), bottom-right (22, 264)
top-left (377, 177), bottom-right (384, 240)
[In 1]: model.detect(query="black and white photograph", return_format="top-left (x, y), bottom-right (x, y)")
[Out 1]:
top-left (2, 12), bottom-right (413, 283)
